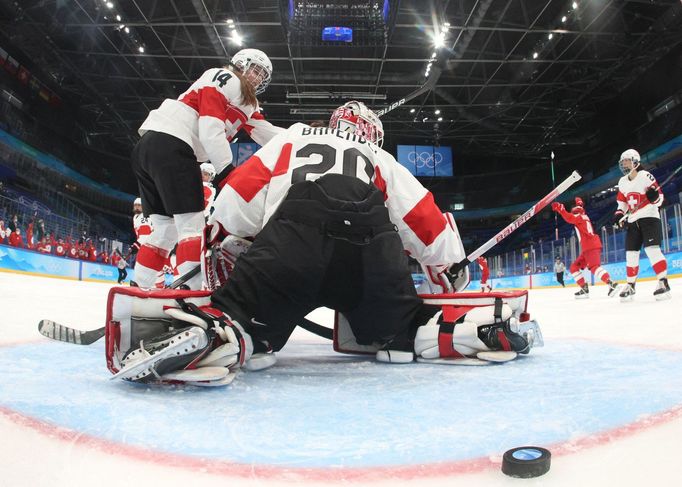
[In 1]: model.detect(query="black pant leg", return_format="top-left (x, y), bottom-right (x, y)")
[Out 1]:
top-left (211, 218), bottom-right (329, 351)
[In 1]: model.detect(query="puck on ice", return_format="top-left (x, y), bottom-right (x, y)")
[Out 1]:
top-left (501, 446), bottom-right (551, 478)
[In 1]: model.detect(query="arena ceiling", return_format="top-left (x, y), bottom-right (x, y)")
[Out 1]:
top-left (1, 0), bottom-right (681, 164)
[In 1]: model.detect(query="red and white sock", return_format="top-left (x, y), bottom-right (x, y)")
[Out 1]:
top-left (572, 271), bottom-right (586, 287)
top-left (174, 211), bottom-right (205, 290)
top-left (625, 250), bottom-right (639, 284)
top-left (644, 246), bottom-right (667, 279)
top-left (593, 267), bottom-right (611, 284)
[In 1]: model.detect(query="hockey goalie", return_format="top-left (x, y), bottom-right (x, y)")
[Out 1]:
top-left (106, 101), bottom-right (543, 386)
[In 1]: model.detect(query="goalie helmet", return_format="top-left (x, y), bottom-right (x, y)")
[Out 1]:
top-left (571, 196), bottom-right (585, 215)
top-left (230, 48), bottom-right (272, 95)
top-left (329, 101), bottom-right (384, 147)
top-left (618, 148), bottom-right (640, 176)
top-left (200, 163), bottom-right (216, 182)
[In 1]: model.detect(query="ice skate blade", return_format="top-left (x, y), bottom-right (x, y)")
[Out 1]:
top-left (574, 294), bottom-right (589, 300)
top-left (620, 295), bottom-right (635, 303)
top-left (654, 291), bottom-right (671, 301)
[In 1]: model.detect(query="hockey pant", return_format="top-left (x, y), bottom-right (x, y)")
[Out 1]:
top-left (210, 174), bottom-right (424, 353)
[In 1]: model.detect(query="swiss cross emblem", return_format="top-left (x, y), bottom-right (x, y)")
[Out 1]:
top-left (626, 192), bottom-right (641, 210)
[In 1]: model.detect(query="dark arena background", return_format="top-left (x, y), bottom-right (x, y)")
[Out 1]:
top-left (0, 1), bottom-right (681, 486)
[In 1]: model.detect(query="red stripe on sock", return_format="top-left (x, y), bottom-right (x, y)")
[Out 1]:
top-left (136, 245), bottom-right (168, 271)
top-left (626, 266), bottom-right (639, 278)
top-left (176, 236), bottom-right (202, 267)
top-left (652, 260), bottom-right (667, 275)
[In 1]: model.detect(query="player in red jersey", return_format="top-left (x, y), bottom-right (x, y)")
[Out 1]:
top-left (552, 197), bottom-right (618, 298)
top-left (477, 256), bottom-right (491, 292)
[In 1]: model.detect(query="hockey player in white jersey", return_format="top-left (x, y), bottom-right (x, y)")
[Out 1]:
top-left (614, 149), bottom-right (671, 301)
top-left (131, 48), bottom-right (283, 290)
top-left (200, 163), bottom-right (216, 219)
top-left (110, 101), bottom-right (539, 385)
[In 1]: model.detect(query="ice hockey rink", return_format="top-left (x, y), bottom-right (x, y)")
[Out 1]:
top-left (0, 271), bottom-right (680, 487)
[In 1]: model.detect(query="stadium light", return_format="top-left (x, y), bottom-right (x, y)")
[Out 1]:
top-left (138, 46), bottom-right (144, 53)
top-left (106, 2), bottom-right (114, 9)
top-left (533, 52), bottom-right (538, 59)
top-left (124, 27), bottom-right (130, 34)
top-left (437, 117), bottom-right (443, 122)
top-left (561, 16), bottom-right (567, 23)
top-left (116, 14), bottom-right (121, 21)
top-left (572, 2), bottom-right (578, 9)
top-left (226, 19), bottom-right (234, 24)
top-left (434, 109), bottom-right (441, 115)
top-left (410, 108), bottom-right (415, 113)
top-left (231, 30), bottom-right (243, 46)
top-left (548, 33), bottom-right (553, 40)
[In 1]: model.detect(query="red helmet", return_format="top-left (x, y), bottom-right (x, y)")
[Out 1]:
top-left (571, 197), bottom-right (585, 215)
top-left (329, 101), bottom-right (384, 147)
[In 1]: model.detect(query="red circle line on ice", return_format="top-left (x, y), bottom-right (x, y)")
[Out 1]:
top-left (2, 390), bottom-right (682, 481)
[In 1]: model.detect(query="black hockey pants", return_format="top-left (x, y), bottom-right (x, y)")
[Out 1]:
top-left (211, 174), bottom-right (424, 352)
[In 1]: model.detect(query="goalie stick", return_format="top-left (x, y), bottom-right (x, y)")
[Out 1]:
top-left (38, 264), bottom-right (333, 345)
top-left (447, 170), bottom-right (582, 278)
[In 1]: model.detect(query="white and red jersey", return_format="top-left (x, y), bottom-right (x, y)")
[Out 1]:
top-left (133, 213), bottom-right (153, 245)
top-left (556, 207), bottom-right (602, 252)
top-left (616, 170), bottom-right (663, 222)
top-left (210, 123), bottom-right (465, 266)
top-left (55, 243), bottom-right (66, 256)
top-left (203, 182), bottom-right (216, 218)
top-left (138, 68), bottom-right (283, 173)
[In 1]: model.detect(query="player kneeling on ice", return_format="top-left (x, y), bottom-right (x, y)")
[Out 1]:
top-left (106, 101), bottom-right (542, 386)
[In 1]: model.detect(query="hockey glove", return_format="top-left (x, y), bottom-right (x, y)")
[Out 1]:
top-left (551, 202), bottom-right (564, 212)
top-left (613, 211), bottom-right (627, 229)
top-left (214, 164), bottom-right (235, 191)
top-left (645, 186), bottom-right (660, 204)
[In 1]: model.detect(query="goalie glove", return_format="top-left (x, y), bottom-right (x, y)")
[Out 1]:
top-left (202, 223), bottom-right (253, 291)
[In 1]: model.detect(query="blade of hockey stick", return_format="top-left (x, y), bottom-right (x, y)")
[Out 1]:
top-left (38, 319), bottom-right (106, 345)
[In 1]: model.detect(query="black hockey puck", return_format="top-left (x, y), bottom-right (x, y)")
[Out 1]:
top-left (501, 446), bottom-right (551, 478)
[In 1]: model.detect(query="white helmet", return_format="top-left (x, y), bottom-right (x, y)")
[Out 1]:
top-left (200, 162), bottom-right (217, 181)
top-left (618, 148), bottom-right (640, 176)
top-left (230, 48), bottom-right (272, 95)
top-left (133, 197), bottom-right (142, 206)
top-left (329, 101), bottom-right (385, 147)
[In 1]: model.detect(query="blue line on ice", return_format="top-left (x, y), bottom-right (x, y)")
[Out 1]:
top-left (0, 339), bottom-right (680, 468)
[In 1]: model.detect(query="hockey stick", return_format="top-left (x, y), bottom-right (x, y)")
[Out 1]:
top-left (374, 58), bottom-right (444, 118)
top-left (38, 263), bottom-right (333, 344)
top-left (37, 265), bottom-right (202, 345)
top-left (448, 171), bottom-right (582, 277)
top-left (616, 164), bottom-right (682, 226)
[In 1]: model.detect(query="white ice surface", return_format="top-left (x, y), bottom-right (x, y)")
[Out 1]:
top-left (0, 272), bottom-right (681, 487)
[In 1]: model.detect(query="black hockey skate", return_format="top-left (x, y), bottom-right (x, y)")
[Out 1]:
top-left (607, 280), bottom-right (619, 298)
top-left (113, 326), bottom-right (211, 383)
top-left (653, 278), bottom-right (671, 301)
top-left (619, 283), bottom-right (636, 302)
top-left (574, 284), bottom-right (589, 299)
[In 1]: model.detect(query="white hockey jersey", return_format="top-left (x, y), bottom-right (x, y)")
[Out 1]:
top-left (133, 213), bottom-right (153, 245)
top-left (210, 123), bottom-right (465, 266)
top-left (616, 170), bottom-right (663, 222)
top-left (138, 68), bottom-right (283, 173)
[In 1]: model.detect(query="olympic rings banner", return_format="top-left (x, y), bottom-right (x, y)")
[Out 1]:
top-left (397, 145), bottom-right (453, 177)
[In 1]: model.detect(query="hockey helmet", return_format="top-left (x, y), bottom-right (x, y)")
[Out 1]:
top-left (200, 162), bottom-right (217, 182)
top-left (230, 49), bottom-right (272, 95)
top-left (618, 148), bottom-right (640, 176)
top-left (329, 101), bottom-right (385, 147)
